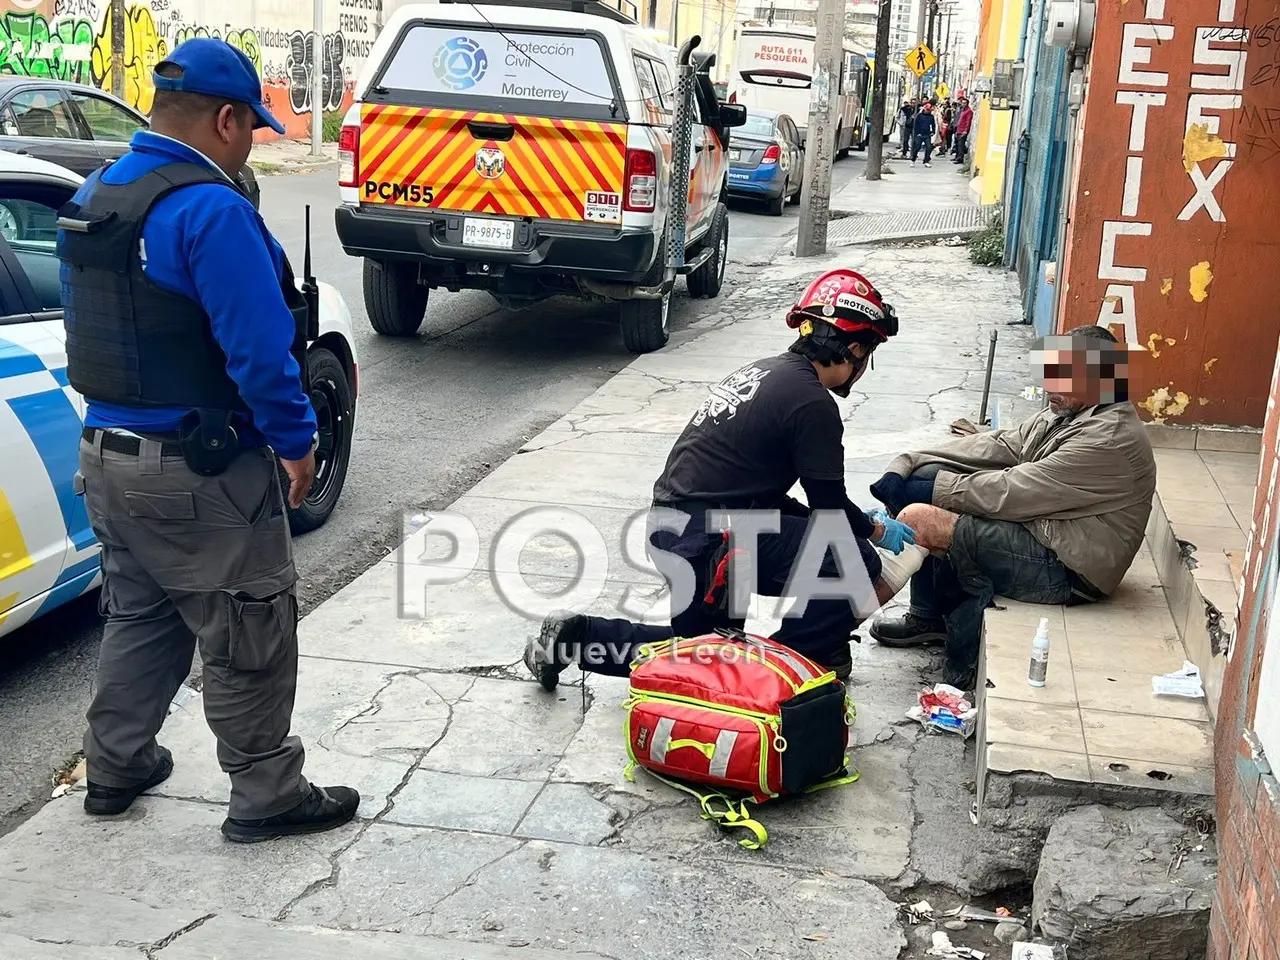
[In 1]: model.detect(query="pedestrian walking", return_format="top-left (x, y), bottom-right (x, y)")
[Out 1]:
top-left (911, 101), bottom-right (936, 165)
top-left (57, 38), bottom-right (359, 842)
top-left (953, 97), bottom-right (974, 165)
top-left (897, 99), bottom-right (916, 157)
top-left (940, 101), bottom-right (955, 153)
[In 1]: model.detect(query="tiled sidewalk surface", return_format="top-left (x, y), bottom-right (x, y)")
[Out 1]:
top-left (826, 206), bottom-right (995, 247)
top-left (0, 246), bottom-right (1038, 957)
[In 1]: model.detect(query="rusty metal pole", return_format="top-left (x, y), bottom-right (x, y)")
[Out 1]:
top-left (110, 0), bottom-right (125, 101)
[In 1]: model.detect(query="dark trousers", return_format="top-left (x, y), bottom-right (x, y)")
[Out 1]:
top-left (577, 508), bottom-right (883, 676)
top-left (899, 123), bottom-right (912, 154)
top-left (911, 132), bottom-right (933, 163)
top-left (899, 469), bottom-right (1091, 688)
top-left (953, 132), bottom-right (969, 163)
top-left (78, 432), bottom-right (310, 819)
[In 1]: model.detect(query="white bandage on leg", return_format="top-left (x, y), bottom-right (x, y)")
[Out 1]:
top-left (877, 544), bottom-right (930, 597)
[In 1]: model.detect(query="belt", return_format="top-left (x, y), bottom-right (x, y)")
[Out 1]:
top-left (83, 427), bottom-right (183, 458)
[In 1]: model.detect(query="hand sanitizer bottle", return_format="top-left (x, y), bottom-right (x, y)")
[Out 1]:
top-left (1027, 617), bottom-right (1050, 687)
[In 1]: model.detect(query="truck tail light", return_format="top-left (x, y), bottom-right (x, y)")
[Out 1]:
top-left (623, 147), bottom-right (657, 212)
top-left (338, 123), bottom-right (360, 187)
top-left (729, 91), bottom-right (737, 103)
top-left (762, 143), bottom-right (781, 163)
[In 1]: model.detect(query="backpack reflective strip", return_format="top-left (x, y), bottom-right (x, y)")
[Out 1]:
top-left (707, 729), bottom-right (740, 779)
top-left (650, 716), bottom-right (676, 763)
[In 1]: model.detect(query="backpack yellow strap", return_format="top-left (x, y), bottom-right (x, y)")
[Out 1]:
top-left (803, 756), bottom-right (861, 793)
top-left (623, 763), bottom-right (769, 849)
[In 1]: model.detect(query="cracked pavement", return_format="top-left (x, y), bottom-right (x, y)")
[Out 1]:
top-left (0, 243), bottom-right (1035, 959)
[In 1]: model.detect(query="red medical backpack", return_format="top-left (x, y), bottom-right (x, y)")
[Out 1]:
top-left (622, 627), bottom-right (857, 848)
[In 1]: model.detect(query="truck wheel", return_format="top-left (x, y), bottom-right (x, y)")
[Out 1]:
top-left (363, 258), bottom-right (427, 336)
top-left (620, 295), bottom-right (670, 353)
top-left (281, 346), bottom-right (354, 535)
top-left (835, 124), bottom-right (849, 160)
top-left (687, 203), bottom-right (729, 298)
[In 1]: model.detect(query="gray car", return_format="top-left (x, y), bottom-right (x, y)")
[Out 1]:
top-left (0, 78), bottom-right (261, 209)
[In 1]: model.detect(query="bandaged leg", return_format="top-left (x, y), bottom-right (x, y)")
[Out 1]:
top-left (876, 543), bottom-right (931, 597)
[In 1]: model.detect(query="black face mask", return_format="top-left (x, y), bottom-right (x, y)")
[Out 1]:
top-left (830, 349), bottom-right (871, 398)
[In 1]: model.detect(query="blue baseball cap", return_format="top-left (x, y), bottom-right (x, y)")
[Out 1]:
top-left (153, 37), bottom-right (285, 135)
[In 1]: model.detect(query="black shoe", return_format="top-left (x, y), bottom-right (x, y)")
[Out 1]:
top-left (221, 783), bottom-right (360, 843)
top-left (869, 613), bottom-right (949, 648)
top-left (818, 643), bottom-right (853, 682)
top-left (84, 747), bottom-right (174, 815)
top-left (524, 610), bottom-right (586, 692)
top-left (943, 667), bottom-right (977, 692)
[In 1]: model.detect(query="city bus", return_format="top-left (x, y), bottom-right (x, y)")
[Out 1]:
top-left (730, 26), bottom-right (867, 156)
top-left (860, 52), bottom-right (907, 147)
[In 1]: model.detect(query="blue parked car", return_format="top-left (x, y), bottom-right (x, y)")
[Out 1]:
top-left (725, 109), bottom-right (805, 217)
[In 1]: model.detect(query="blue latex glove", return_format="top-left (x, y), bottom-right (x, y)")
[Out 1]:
top-left (868, 509), bottom-right (916, 555)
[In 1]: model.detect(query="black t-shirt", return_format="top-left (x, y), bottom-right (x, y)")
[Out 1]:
top-left (652, 352), bottom-right (873, 538)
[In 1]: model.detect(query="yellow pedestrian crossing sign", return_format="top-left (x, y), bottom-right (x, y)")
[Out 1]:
top-left (936, 81), bottom-right (950, 100)
top-left (906, 43), bottom-right (937, 78)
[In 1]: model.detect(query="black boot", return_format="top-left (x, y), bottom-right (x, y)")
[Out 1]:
top-left (524, 610), bottom-right (587, 691)
top-left (823, 643), bottom-right (853, 682)
top-left (221, 783), bottom-right (360, 843)
top-left (84, 746), bottom-right (174, 815)
top-left (869, 612), bottom-right (948, 648)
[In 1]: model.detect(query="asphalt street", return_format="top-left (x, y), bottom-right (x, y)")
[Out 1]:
top-left (0, 157), bottom-right (864, 834)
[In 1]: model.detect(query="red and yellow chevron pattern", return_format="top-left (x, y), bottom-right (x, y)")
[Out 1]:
top-left (358, 105), bottom-right (627, 222)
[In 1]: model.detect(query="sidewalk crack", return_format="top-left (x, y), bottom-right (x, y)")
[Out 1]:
top-left (274, 681), bottom-right (462, 924)
top-left (145, 912), bottom-right (215, 957)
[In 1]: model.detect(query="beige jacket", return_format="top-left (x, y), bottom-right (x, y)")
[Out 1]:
top-left (886, 402), bottom-right (1156, 595)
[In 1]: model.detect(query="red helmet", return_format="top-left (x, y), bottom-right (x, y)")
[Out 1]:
top-left (785, 269), bottom-right (898, 344)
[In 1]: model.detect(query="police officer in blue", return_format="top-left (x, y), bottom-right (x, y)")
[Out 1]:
top-left (58, 38), bottom-right (358, 842)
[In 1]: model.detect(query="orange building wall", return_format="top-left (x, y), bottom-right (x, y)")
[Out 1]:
top-left (1056, 0), bottom-right (1280, 428)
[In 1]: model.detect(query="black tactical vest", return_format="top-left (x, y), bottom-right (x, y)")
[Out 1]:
top-left (57, 161), bottom-right (308, 411)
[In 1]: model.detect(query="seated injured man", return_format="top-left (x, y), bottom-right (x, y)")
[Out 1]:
top-left (524, 269), bottom-right (917, 689)
top-left (867, 324), bottom-right (1157, 690)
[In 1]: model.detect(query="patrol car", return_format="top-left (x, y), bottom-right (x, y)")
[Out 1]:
top-left (0, 150), bottom-right (361, 642)
top-left (334, 0), bottom-right (746, 353)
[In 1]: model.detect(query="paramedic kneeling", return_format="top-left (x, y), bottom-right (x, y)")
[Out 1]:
top-left (524, 270), bottom-right (915, 689)
top-left (59, 38), bottom-right (358, 841)
top-left (867, 325), bottom-right (1156, 691)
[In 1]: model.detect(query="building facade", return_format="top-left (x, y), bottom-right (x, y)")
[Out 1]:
top-left (1209, 344), bottom-right (1280, 958)
top-left (1055, 0), bottom-right (1280, 429)
top-left (2, 0), bottom-right (384, 141)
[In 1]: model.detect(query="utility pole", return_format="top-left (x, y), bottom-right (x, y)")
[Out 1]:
top-left (942, 5), bottom-right (953, 87)
top-left (914, 0), bottom-right (927, 96)
top-left (110, 0), bottom-right (124, 100)
top-left (864, 0), bottom-right (892, 182)
top-left (670, 0), bottom-right (682, 44)
top-left (311, 0), bottom-right (324, 155)
top-left (796, 0), bottom-right (845, 257)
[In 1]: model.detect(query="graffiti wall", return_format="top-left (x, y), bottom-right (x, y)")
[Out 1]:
top-left (0, 0), bottom-right (381, 139)
top-left (1057, 0), bottom-right (1280, 427)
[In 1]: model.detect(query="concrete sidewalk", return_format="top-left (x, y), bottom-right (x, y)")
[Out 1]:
top-left (0, 246), bottom-right (1036, 959)
top-left (824, 157), bottom-right (990, 247)
top-left (249, 139), bottom-right (338, 175)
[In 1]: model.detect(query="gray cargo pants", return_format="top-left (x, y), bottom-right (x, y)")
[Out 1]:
top-left (78, 430), bottom-right (310, 819)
